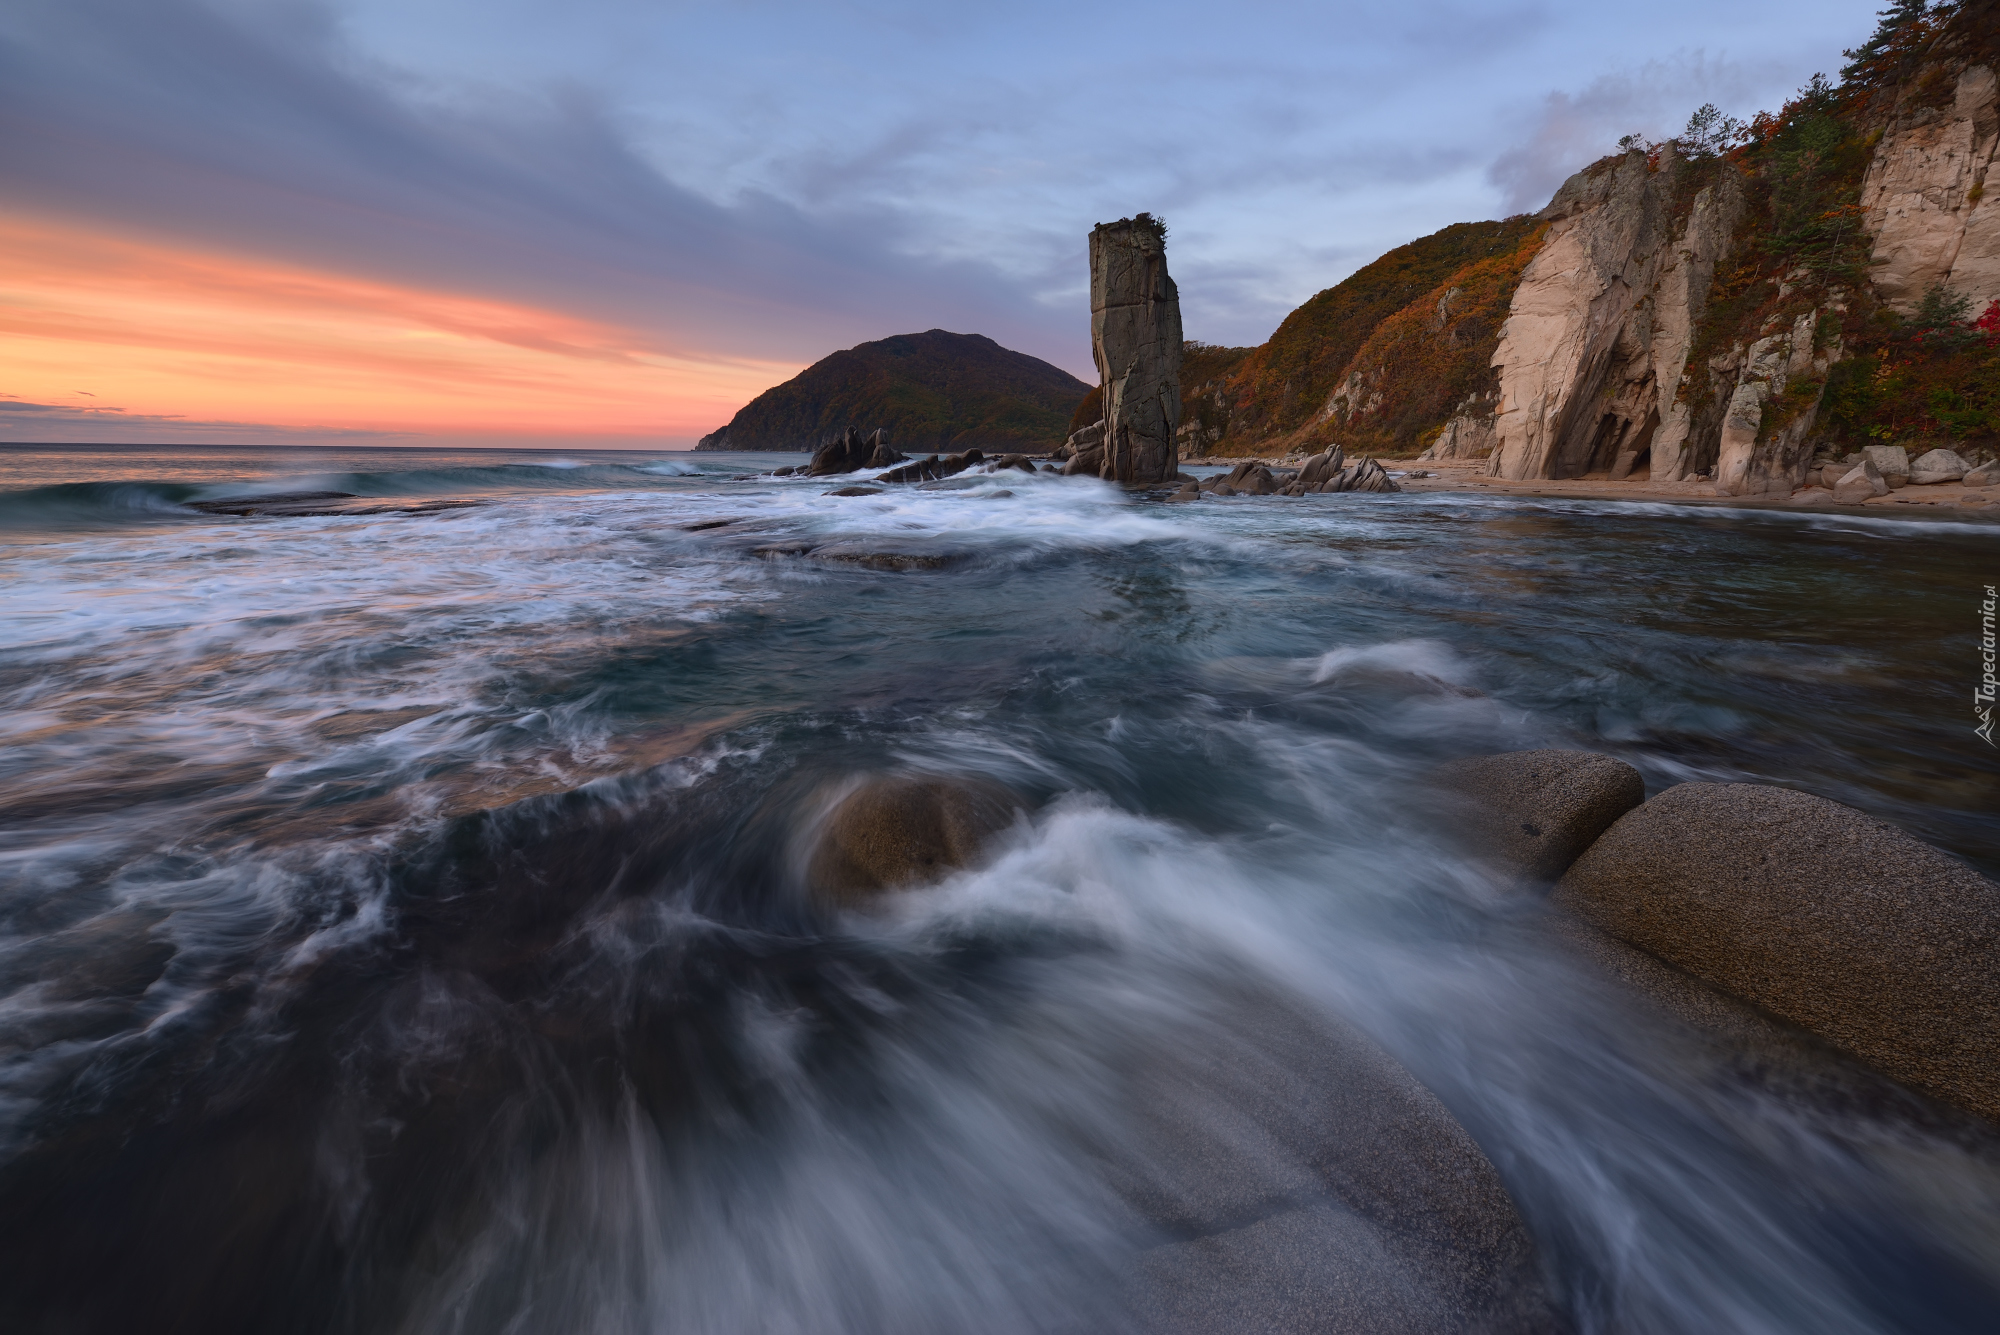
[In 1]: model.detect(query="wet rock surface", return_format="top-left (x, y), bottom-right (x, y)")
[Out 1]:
top-left (1116, 997), bottom-right (1557, 1334)
top-left (1555, 782), bottom-right (2000, 1122)
top-left (880, 450), bottom-right (984, 485)
top-left (806, 775), bottom-right (1021, 905)
top-left (1431, 749), bottom-right (1645, 884)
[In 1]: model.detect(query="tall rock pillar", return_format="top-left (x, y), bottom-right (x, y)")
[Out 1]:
top-left (1090, 215), bottom-right (1182, 483)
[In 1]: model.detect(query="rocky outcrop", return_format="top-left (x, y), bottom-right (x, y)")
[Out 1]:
top-left (1091, 216), bottom-right (1183, 483)
top-left (806, 427), bottom-right (901, 476)
top-left (1481, 149), bottom-right (1749, 483)
top-left (878, 450), bottom-right (985, 485)
top-left (806, 775), bottom-right (1019, 906)
top-left (1712, 311), bottom-right (1835, 497)
top-left (1059, 419), bottom-right (1107, 476)
top-left (1861, 63), bottom-right (2000, 315)
top-left (1554, 782), bottom-right (2000, 1122)
top-left (1416, 399), bottom-right (1498, 461)
top-left (1430, 750), bottom-right (1645, 884)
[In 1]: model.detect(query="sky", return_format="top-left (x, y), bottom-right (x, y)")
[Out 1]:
top-left (1, 0), bottom-right (1886, 449)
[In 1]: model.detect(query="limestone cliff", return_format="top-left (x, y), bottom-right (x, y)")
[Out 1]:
top-left (1192, 1), bottom-right (1998, 484)
top-left (1479, 150), bottom-right (1746, 482)
top-left (1863, 63), bottom-right (1999, 313)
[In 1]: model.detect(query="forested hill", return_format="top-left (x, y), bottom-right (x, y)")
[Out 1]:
top-left (695, 330), bottom-right (1091, 452)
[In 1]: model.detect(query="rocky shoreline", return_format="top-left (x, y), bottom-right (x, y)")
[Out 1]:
top-left (800, 752), bottom-right (2000, 1331)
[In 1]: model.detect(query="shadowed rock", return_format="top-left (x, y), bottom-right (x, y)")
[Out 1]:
top-left (806, 776), bottom-right (1020, 905)
top-left (1554, 782), bottom-right (2000, 1122)
top-left (806, 427), bottom-right (878, 476)
top-left (1091, 215), bottom-right (1182, 484)
top-left (1431, 750), bottom-right (1645, 884)
top-left (880, 450), bottom-right (983, 485)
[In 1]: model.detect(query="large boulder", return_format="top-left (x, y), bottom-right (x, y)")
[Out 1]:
top-left (806, 775), bottom-right (1019, 905)
top-left (1115, 997), bottom-right (1555, 1333)
top-left (1832, 458), bottom-right (1889, 503)
top-left (1553, 782), bottom-right (2000, 1122)
top-left (1861, 443), bottom-right (1910, 488)
top-left (1966, 460), bottom-right (2000, 488)
top-left (1430, 750), bottom-right (1646, 883)
top-left (1908, 447), bottom-right (1969, 484)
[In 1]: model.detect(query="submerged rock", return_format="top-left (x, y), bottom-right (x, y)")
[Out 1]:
top-left (806, 775), bottom-right (1020, 905)
top-left (1554, 782), bottom-right (2000, 1122)
top-left (1431, 749), bottom-right (1645, 884)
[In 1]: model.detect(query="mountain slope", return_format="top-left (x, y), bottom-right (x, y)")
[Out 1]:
top-left (696, 330), bottom-right (1091, 452)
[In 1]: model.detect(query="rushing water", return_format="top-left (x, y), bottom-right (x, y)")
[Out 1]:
top-left (1, 442), bottom-right (1997, 1334)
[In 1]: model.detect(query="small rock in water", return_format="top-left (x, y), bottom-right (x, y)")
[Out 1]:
top-left (826, 486), bottom-right (883, 497)
top-left (1429, 749), bottom-right (1644, 884)
top-left (807, 775), bottom-right (1020, 905)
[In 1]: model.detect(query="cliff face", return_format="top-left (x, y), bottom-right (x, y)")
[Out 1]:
top-left (1481, 151), bottom-right (1745, 482)
top-left (695, 330), bottom-right (1090, 452)
top-left (1194, 2), bottom-right (1998, 484)
top-left (1864, 63), bottom-right (1999, 314)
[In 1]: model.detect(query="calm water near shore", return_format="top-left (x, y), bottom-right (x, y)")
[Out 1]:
top-left (2, 441), bottom-right (1997, 1333)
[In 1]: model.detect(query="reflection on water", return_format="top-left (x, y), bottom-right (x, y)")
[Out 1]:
top-left (1, 443), bottom-right (1997, 1333)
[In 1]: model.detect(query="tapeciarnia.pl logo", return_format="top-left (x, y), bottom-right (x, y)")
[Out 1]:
top-left (1979, 584), bottom-right (1997, 746)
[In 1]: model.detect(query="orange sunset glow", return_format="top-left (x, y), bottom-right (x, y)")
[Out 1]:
top-left (0, 215), bottom-right (802, 442)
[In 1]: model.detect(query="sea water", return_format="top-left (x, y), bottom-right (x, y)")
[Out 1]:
top-left (1, 442), bottom-right (1996, 1333)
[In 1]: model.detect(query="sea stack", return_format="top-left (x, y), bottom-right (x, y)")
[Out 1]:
top-left (1090, 215), bottom-right (1183, 484)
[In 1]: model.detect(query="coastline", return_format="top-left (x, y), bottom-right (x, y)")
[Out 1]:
top-left (1188, 454), bottom-right (2000, 513)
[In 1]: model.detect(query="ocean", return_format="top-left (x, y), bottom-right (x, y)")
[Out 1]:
top-left (2, 441), bottom-right (1996, 1332)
